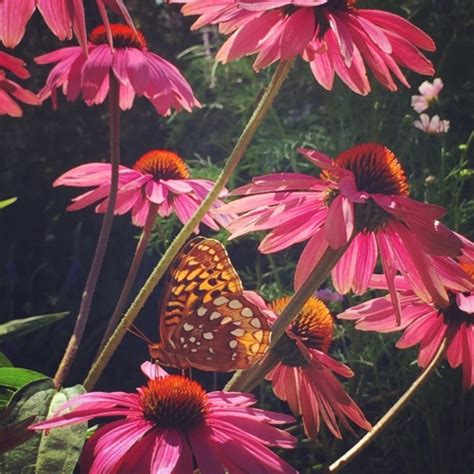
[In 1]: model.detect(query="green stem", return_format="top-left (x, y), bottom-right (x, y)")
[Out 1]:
top-left (226, 242), bottom-right (350, 393)
top-left (83, 59), bottom-right (295, 391)
top-left (96, 203), bottom-right (158, 355)
top-left (328, 339), bottom-right (447, 473)
top-left (53, 75), bottom-right (121, 388)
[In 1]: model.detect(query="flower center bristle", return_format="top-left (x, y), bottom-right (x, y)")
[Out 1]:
top-left (461, 262), bottom-right (474, 282)
top-left (334, 144), bottom-right (409, 196)
top-left (133, 150), bottom-right (190, 180)
top-left (270, 297), bottom-right (334, 367)
top-left (140, 376), bottom-right (208, 430)
top-left (323, 144), bottom-right (409, 233)
top-left (89, 24), bottom-right (147, 50)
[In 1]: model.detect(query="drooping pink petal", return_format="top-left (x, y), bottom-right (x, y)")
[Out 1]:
top-left (332, 232), bottom-right (377, 294)
top-left (325, 195), bottom-right (354, 248)
top-left (294, 228), bottom-right (330, 290)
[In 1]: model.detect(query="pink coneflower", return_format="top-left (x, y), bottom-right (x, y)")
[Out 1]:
top-left (217, 143), bottom-right (469, 323)
top-left (54, 149), bottom-right (233, 228)
top-left (413, 113), bottom-right (450, 134)
top-left (266, 296), bottom-right (371, 438)
top-left (171, 0), bottom-right (435, 95)
top-left (0, 50), bottom-right (40, 117)
top-left (339, 263), bottom-right (474, 390)
top-left (30, 366), bottom-right (297, 473)
top-left (411, 78), bottom-right (444, 113)
top-left (0, 0), bottom-right (133, 50)
top-left (35, 24), bottom-right (200, 115)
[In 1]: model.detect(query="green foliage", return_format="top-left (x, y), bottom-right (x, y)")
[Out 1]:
top-left (0, 367), bottom-right (48, 410)
top-left (0, 379), bottom-right (86, 473)
top-left (0, 312), bottom-right (69, 344)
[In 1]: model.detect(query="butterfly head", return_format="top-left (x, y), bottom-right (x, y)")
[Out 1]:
top-left (148, 342), bottom-right (188, 369)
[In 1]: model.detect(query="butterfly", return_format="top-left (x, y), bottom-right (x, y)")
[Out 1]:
top-left (148, 237), bottom-right (271, 372)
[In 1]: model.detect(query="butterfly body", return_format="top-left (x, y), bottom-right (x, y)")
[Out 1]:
top-left (149, 237), bottom-right (271, 372)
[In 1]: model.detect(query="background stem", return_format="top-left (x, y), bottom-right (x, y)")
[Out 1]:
top-left (53, 76), bottom-right (121, 388)
top-left (96, 203), bottom-right (158, 354)
top-left (328, 340), bottom-right (447, 473)
top-left (83, 59), bottom-right (295, 391)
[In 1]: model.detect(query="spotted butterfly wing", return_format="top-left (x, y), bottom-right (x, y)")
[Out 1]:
top-left (149, 237), bottom-right (271, 371)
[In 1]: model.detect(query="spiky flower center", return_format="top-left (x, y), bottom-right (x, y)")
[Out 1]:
top-left (283, 0), bottom-right (356, 14)
top-left (270, 296), bottom-right (334, 367)
top-left (89, 24), bottom-right (147, 50)
top-left (324, 143), bottom-right (409, 232)
top-left (140, 376), bottom-right (208, 429)
top-left (133, 150), bottom-right (190, 180)
top-left (461, 262), bottom-right (474, 282)
top-left (335, 144), bottom-right (409, 196)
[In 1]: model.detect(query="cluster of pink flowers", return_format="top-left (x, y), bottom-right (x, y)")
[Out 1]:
top-left (171, 0), bottom-right (435, 95)
top-left (411, 78), bottom-right (450, 134)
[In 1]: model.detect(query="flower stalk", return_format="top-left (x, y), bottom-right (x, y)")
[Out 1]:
top-left (53, 76), bottom-right (121, 388)
top-left (226, 242), bottom-right (350, 392)
top-left (328, 339), bottom-right (447, 473)
top-left (83, 59), bottom-right (295, 391)
top-left (96, 203), bottom-right (159, 354)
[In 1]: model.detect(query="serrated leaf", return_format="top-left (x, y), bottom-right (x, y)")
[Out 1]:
top-left (0, 380), bottom-right (87, 474)
top-left (36, 385), bottom-right (87, 473)
top-left (0, 312), bottom-right (69, 343)
top-left (0, 197), bottom-right (17, 210)
top-left (0, 416), bottom-right (36, 454)
top-left (0, 378), bottom-right (54, 473)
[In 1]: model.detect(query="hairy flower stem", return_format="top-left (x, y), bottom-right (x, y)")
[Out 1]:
top-left (329, 340), bottom-right (447, 473)
top-left (54, 76), bottom-right (121, 388)
top-left (96, 204), bottom-right (158, 354)
top-left (83, 59), bottom-right (295, 391)
top-left (226, 243), bottom-right (350, 392)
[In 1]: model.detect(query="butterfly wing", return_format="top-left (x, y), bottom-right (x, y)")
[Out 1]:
top-left (159, 237), bottom-right (243, 343)
top-left (169, 293), bottom-right (271, 371)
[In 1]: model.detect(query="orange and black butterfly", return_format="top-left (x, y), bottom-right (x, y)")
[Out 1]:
top-left (148, 237), bottom-right (271, 372)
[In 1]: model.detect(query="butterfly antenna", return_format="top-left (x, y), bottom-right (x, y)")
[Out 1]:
top-left (127, 323), bottom-right (153, 345)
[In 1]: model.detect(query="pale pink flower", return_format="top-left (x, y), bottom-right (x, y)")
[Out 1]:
top-left (411, 77), bottom-right (444, 113)
top-left (30, 364), bottom-right (297, 473)
top-left (265, 296), bottom-right (371, 438)
top-left (0, 50), bottom-right (40, 117)
top-left (171, 0), bottom-right (435, 95)
top-left (35, 24), bottom-right (200, 115)
top-left (54, 149), bottom-right (233, 229)
top-left (217, 143), bottom-right (470, 323)
top-left (413, 113), bottom-right (450, 134)
top-left (0, 0), bottom-right (134, 51)
top-left (315, 287), bottom-right (344, 304)
top-left (339, 263), bottom-right (474, 390)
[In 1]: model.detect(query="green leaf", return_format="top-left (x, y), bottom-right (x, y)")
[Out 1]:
top-left (0, 380), bottom-right (87, 474)
top-left (0, 368), bottom-right (48, 391)
top-left (0, 353), bottom-right (13, 368)
top-left (0, 197), bottom-right (17, 210)
top-left (0, 368), bottom-right (49, 411)
top-left (0, 312), bottom-right (69, 343)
